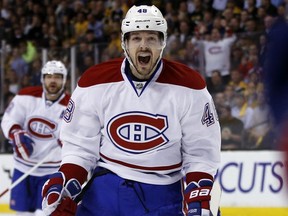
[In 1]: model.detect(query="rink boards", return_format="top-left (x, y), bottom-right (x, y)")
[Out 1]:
top-left (0, 151), bottom-right (288, 215)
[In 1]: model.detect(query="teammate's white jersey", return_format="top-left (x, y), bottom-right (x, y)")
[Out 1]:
top-left (1, 87), bottom-right (70, 176)
top-left (202, 35), bottom-right (236, 77)
top-left (61, 58), bottom-right (221, 185)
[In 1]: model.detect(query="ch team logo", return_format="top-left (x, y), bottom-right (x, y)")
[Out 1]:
top-left (107, 112), bottom-right (169, 153)
top-left (208, 46), bottom-right (222, 54)
top-left (27, 117), bottom-right (57, 139)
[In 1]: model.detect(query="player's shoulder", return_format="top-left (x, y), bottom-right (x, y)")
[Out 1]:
top-left (18, 86), bottom-right (43, 97)
top-left (59, 93), bottom-right (71, 106)
top-left (78, 58), bottom-right (124, 88)
top-left (158, 58), bottom-right (206, 90)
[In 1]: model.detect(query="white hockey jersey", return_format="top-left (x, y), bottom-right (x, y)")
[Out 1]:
top-left (1, 86), bottom-right (70, 176)
top-left (61, 58), bottom-right (221, 185)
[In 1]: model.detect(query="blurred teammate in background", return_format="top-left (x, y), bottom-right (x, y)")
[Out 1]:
top-left (1, 60), bottom-right (70, 216)
top-left (42, 5), bottom-right (221, 216)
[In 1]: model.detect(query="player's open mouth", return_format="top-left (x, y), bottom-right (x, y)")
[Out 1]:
top-left (138, 55), bottom-right (151, 65)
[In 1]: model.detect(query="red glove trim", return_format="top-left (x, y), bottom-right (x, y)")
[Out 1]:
top-left (186, 172), bottom-right (213, 185)
top-left (42, 174), bottom-right (65, 197)
top-left (59, 164), bottom-right (88, 185)
top-left (51, 197), bottom-right (77, 216)
top-left (8, 125), bottom-right (22, 139)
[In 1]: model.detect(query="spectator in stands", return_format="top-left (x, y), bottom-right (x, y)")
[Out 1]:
top-left (211, 16), bottom-right (226, 36)
top-left (181, 40), bottom-right (203, 71)
top-left (25, 15), bottom-right (43, 41)
top-left (231, 92), bottom-right (254, 129)
top-left (193, 27), bottom-right (236, 86)
top-left (207, 70), bottom-right (226, 95)
top-left (57, 14), bottom-right (75, 44)
top-left (6, 68), bottom-right (20, 94)
top-left (167, 19), bottom-right (193, 52)
top-left (21, 40), bottom-right (37, 64)
top-left (202, 9), bottom-right (214, 34)
top-left (245, 80), bottom-right (258, 107)
top-left (223, 84), bottom-right (236, 107)
top-left (228, 16), bottom-right (243, 34)
top-left (246, 0), bottom-right (259, 19)
top-left (230, 46), bottom-right (244, 70)
top-left (20, 74), bottom-right (32, 89)
top-left (9, 46), bottom-right (29, 80)
top-left (219, 105), bottom-right (244, 150)
top-left (55, 0), bottom-right (75, 27)
top-left (276, 3), bottom-right (286, 17)
top-left (240, 10), bottom-right (250, 31)
top-left (3, 79), bottom-right (15, 110)
top-left (190, 0), bottom-right (204, 24)
top-left (39, 22), bottom-right (50, 48)
top-left (76, 41), bottom-right (94, 76)
top-left (228, 69), bottom-right (247, 92)
top-left (262, 0), bottom-right (278, 16)
top-left (74, 11), bottom-right (89, 42)
top-left (242, 89), bottom-right (275, 149)
top-left (87, 13), bottom-right (105, 43)
top-left (30, 58), bottom-right (42, 86)
top-left (104, 29), bottom-right (123, 58)
top-left (256, 6), bottom-right (268, 30)
top-left (8, 25), bottom-right (26, 47)
top-left (178, 0), bottom-right (190, 21)
top-left (258, 34), bottom-right (267, 68)
top-left (214, 92), bottom-right (227, 108)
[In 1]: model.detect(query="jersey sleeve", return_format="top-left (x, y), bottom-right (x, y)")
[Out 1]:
top-left (60, 85), bottom-right (102, 173)
top-left (181, 88), bottom-right (221, 177)
top-left (224, 34), bottom-right (236, 45)
top-left (1, 95), bottom-right (27, 138)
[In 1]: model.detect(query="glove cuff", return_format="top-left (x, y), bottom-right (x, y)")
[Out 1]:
top-left (59, 164), bottom-right (88, 185)
top-left (8, 125), bottom-right (22, 139)
top-left (186, 172), bottom-right (213, 185)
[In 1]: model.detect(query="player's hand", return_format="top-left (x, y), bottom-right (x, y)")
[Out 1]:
top-left (10, 130), bottom-right (34, 160)
top-left (42, 172), bottom-right (82, 216)
top-left (184, 178), bottom-right (213, 216)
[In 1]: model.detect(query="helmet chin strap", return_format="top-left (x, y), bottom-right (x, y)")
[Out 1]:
top-left (123, 41), bottom-right (165, 79)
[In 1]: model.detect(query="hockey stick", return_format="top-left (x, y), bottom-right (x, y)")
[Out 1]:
top-left (0, 147), bottom-right (59, 199)
top-left (210, 181), bottom-right (222, 216)
top-left (74, 168), bottom-right (111, 203)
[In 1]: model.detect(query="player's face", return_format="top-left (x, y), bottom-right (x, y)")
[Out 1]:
top-left (43, 74), bottom-right (64, 95)
top-left (126, 31), bottom-right (163, 79)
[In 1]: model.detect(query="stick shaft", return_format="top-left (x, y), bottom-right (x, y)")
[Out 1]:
top-left (0, 148), bottom-right (59, 199)
top-left (210, 181), bottom-right (222, 216)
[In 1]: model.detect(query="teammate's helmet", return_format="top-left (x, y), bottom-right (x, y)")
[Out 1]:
top-left (121, 5), bottom-right (167, 48)
top-left (41, 60), bottom-right (67, 94)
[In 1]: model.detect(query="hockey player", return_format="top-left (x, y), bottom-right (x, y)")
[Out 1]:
top-left (42, 5), bottom-right (221, 216)
top-left (1, 60), bottom-right (70, 216)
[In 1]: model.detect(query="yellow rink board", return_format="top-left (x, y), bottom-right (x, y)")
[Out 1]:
top-left (1, 205), bottom-right (288, 215)
top-left (221, 207), bottom-right (288, 216)
top-left (0, 204), bottom-right (13, 213)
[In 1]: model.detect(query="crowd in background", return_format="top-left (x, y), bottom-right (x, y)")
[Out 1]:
top-left (1, 0), bottom-right (287, 152)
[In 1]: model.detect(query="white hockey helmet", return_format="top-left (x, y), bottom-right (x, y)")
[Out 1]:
top-left (121, 5), bottom-right (167, 49)
top-left (41, 60), bottom-right (67, 94)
